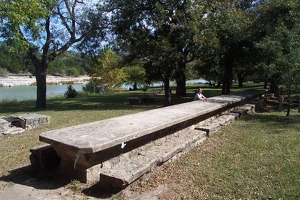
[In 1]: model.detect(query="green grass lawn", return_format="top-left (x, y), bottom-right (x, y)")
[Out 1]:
top-left (1, 83), bottom-right (299, 199)
top-left (127, 111), bottom-right (300, 199)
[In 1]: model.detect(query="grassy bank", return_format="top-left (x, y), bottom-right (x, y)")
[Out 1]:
top-left (2, 83), bottom-right (299, 199)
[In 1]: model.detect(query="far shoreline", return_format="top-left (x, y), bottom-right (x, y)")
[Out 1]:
top-left (0, 74), bottom-right (90, 87)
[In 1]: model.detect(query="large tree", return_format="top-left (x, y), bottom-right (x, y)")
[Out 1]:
top-left (255, 0), bottom-right (300, 116)
top-left (87, 46), bottom-right (127, 93)
top-left (0, 0), bottom-right (106, 108)
top-left (104, 0), bottom-right (200, 103)
top-left (254, 0), bottom-right (300, 94)
top-left (122, 65), bottom-right (146, 90)
top-left (194, 0), bottom-right (257, 94)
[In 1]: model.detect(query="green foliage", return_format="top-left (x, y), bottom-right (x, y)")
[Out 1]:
top-left (88, 47), bottom-right (126, 93)
top-left (0, 67), bottom-right (8, 77)
top-left (66, 179), bottom-right (82, 192)
top-left (47, 51), bottom-right (88, 76)
top-left (194, 0), bottom-right (257, 93)
top-left (122, 65), bottom-right (146, 90)
top-left (0, 40), bottom-right (87, 76)
top-left (106, 0), bottom-right (200, 96)
top-left (64, 85), bottom-right (78, 98)
top-left (0, 0), bottom-right (55, 48)
top-left (65, 67), bottom-right (80, 77)
top-left (0, 41), bottom-right (34, 74)
top-left (82, 78), bottom-right (101, 94)
top-left (255, 0), bottom-right (300, 95)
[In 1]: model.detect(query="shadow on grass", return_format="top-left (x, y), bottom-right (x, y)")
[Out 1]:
top-left (81, 183), bottom-right (124, 199)
top-left (0, 164), bottom-right (131, 200)
top-left (0, 164), bottom-right (129, 199)
top-left (0, 92), bottom-right (166, 114)
top-left (0, 165), bottom-right (68, 190)
top-left (0, 164), bottom-right (125, 199)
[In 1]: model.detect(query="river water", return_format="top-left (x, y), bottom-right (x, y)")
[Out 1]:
top-left (0, 79), bottom-right (207, 101)
top-left (0, 84), bottom-right (85, 101)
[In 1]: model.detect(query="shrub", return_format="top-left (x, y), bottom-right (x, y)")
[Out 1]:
top-left (0, 68), bottom-right (7, 77)
top-left (64, 85), bottom-right (78, 98)
top-left (82, 78), bottom-right (101, 93)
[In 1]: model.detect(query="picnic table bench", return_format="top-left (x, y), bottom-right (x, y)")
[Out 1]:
top-left (36, 89), bottom-right (267, 188)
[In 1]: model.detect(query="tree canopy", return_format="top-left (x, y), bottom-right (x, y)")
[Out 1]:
top-left (122, 65), bottom-right (146, 90)
top-left (0, 0), bottom-right (107, 108)
top-left (87, 46), bottom-right (126, 93)
top-left (0, 41), bottom-right (34, 74)
top-left (103, 0), bottom-right (203, 104)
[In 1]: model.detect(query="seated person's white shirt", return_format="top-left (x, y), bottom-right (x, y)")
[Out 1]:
top-left (194, 93), bottom-right (205, 100)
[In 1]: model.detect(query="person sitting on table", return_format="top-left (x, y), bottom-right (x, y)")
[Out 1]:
top-left (194, 88), bottom-right (207, 100)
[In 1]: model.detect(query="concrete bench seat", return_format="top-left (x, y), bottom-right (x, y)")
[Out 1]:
top-left (38, 89), bottom-right (266, 183)
top-left (99, 125), bottom-right (206, 188)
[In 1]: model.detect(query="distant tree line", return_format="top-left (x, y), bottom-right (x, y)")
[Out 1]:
top-left (0, 41), bottom-right (88, 77)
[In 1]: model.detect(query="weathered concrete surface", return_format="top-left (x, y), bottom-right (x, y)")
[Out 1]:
top-left (13, 113), bottom-right (50, 129)
top-left (38, 89), bottom-right (266, 183)
top-left (99, 126), bottom-right (206, 188)
top-left (0, 113), bottom-right (50, 135)
top-left (195, 115), bottom-right (236, 136)
top-left (73, 104), bottom-right (254, 188)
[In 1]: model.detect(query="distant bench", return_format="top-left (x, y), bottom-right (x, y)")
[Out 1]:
top-left (37, 89), bottom-right (267, 186)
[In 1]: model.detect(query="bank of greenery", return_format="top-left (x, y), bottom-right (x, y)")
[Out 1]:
top-left (0, 83), bottom-right (299, 199)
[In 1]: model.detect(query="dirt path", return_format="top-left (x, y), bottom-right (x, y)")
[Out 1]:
top-left (0, 174), bottom-right (176, 200)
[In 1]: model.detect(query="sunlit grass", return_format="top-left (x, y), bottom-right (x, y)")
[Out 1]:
top-left (128, 111), bottom-right (300, 199)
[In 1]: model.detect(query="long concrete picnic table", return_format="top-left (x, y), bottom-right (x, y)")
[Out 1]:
top-left (39, 89), bottom-right (266, 182)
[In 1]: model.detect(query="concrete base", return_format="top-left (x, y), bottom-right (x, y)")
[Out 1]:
top-left (29, 144), bottom-right (60, 172)
top-left (98, 126), bottom-right (206, 188)
top-left (1, 113), bottom-right (50, 135)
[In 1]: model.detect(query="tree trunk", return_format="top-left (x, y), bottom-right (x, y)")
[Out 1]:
top-left (222, 64), bottom-right (232, 95)
top-left (133, 82), bottom-right (138, 90)
top-left (286, 86), bottom-right (291, 117)
top-left (270, 77), bottom-right (279, 96)
top-left (164, 79), bottom-right (171, 106)
top-left (238, 75), bottom-right (244, 88)
top-left (35, 64), bottom-right (47, 109)
top-left (175, 61), bottom-right (186, 97)
top-left (221, 52), bottom-right (234, 95)
top-left (264, 74), bottom-right (268, 89)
